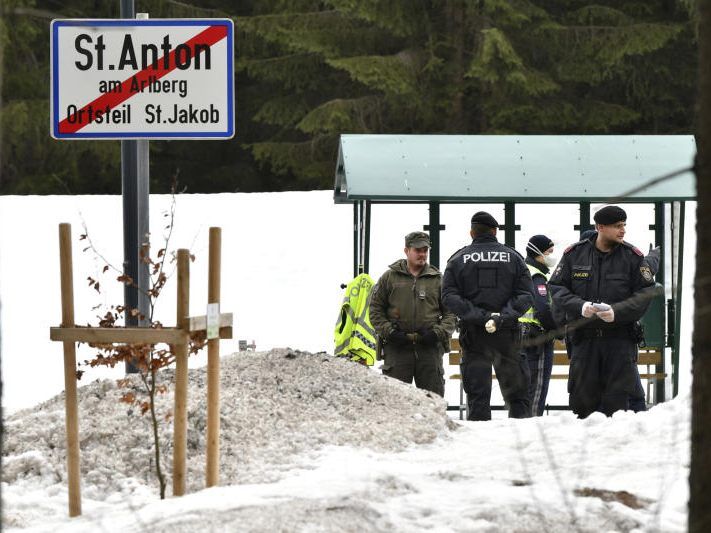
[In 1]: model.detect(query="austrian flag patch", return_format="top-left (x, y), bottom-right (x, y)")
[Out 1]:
top-left (536, 284), bottom-right (547, 296)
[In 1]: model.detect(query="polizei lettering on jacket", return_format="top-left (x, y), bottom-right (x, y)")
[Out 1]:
top-left (74, 34), bottom-right (211, 71)
top-left (462, 251), bottom-right (511, 263)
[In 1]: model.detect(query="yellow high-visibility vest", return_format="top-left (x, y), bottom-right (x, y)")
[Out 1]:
top-left (519, 263), bottom-right (550, 327)
top-left (334, 273), bottom-right (377, 366)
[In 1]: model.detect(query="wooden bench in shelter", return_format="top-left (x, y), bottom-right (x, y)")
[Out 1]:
top-left (446, 337), bottom-right (666, 419)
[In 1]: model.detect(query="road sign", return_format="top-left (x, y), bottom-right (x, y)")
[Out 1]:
top-left (50, 19), bottom-right (235, 139)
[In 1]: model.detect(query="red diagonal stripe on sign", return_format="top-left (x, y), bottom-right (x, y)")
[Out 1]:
top-left (58, 24), bottom-right (228, 134)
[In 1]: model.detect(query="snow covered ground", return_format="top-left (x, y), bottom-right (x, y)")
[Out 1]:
top-left (0, 191), bottom-right (697, 531)
top-left (3, 349), bottom-right (690, 532)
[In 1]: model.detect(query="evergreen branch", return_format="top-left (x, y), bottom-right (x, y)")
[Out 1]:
top-left (240, 10), bottom-right (346, 25)
top-left (10, 7), bottom-right (63, 20)
top-left (163, 0), bottom-right (228, 17)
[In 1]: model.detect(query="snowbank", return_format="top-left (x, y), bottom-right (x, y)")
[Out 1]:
top-left (2, 350), bottom-right (691, 532)
top-left (2, 349), bottom-right (452, 527)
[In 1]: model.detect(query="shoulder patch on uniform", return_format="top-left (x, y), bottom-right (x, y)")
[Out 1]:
top-left (622, 241), bottom-right (644, 256)
top-left (640, 265), bottom-right (653, 282)
top-left (563, 240), bottom-right (589, 255)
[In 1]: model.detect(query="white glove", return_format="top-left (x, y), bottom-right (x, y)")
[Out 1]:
top-left (597, 307), bottom-right (615, 323)
top-left (485, 313), bottom-right (500, 333)
top-left (582, 302), bottom-right (596, 318)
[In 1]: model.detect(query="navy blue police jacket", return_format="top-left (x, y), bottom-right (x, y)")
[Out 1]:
top-left (548, 237), bottom-right (656, 331)
top-left (442, 234), bottom-right (533, 329)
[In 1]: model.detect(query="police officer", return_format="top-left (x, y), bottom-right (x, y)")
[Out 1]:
top-left (442, 212), bottom-right (534, 420)
top-left (569, 231), bottom-right (661, 413)
top-left (549, 205), bottom-right (656, 418)
top-left (520, 234), bottom-right (558, 416)
top-left (369, 231), bottom-right (456, 396)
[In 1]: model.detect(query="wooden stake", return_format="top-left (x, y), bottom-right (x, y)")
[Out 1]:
top-left (206, 227), bottom-right (222, 487)
top-left (58, 223), bottom-right (81, 517)
top-left (173, 249), bottom-right (190, 496)
top-left (49, 228), bottom-right (233, 503)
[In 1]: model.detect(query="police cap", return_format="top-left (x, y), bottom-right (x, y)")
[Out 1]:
top-left (405, 231), bottom-right (430, 248)
top-left (593, 205), bottom-right (627, 225)
top-left (470, 211), bottom-right (499, 229)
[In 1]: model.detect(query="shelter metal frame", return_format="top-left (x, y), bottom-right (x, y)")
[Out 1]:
top-left (334, 134), bottom-right (697, 403)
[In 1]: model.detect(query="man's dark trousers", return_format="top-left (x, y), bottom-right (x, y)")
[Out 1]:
top-left (524, 335), bottom-right (554, 416)
top-left (460, 327), bottom-right (531, 421)
top-left (568, 332), bottom-right (639, 418)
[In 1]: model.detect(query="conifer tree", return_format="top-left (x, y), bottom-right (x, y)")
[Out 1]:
top-left (238, 0), bottom-right (696, 187)
top-left (0, 0), bottom-right (698, 193)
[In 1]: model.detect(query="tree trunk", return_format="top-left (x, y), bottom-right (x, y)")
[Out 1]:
top-left (0, 5), bottom-right (4, 189)
top-left (445, 0), bottom-right (465, 132)
top-left (689, 1), bottom-right (711, 532)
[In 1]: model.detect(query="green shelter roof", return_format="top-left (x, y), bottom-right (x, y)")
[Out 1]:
top-left (333, 134), bottom-right (696, 203)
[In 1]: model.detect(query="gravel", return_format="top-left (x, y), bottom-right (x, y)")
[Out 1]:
top-left (3, 349), bottom-right (454, 501)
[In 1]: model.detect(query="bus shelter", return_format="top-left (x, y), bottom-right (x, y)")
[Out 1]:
top-left (333, 134), bottom-right (696, 403)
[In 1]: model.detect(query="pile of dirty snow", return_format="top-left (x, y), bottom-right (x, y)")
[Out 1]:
top-left (2, 349), bottom-right (453, 510)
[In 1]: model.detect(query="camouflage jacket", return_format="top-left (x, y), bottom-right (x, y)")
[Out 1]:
top-left (369, 259), bottom-right (456, 348)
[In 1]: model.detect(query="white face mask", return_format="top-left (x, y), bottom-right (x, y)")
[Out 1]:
top-left (544, 254), bottom-right (558, 268)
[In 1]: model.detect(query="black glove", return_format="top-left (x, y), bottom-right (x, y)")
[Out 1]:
top-left (417, 328), bottom-right (439, 347)
top-left (388, 329), bottom-right (409, 346)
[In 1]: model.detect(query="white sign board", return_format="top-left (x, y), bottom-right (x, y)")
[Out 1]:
top-left (50, 19), bottom-right (234, 139)
top-left (206, 303), bottom-right (220, 340)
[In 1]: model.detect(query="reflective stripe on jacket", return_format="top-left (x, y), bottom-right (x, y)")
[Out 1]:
top-left (520, 263), bottom-right (550, 328)
top-left (334, 273), bottom-right (377, 365)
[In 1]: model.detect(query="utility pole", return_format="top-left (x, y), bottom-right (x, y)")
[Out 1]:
top-left (120, 0), bottom-right (150, 373)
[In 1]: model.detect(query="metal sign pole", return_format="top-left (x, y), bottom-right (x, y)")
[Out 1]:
top-left (120, 1), bottom-right (150, 373)
top-left (52, 8), bottom-right (235, 375)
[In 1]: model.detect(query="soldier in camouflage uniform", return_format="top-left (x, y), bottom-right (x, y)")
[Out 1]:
top-left (369, 231), bottom-right (456, 397)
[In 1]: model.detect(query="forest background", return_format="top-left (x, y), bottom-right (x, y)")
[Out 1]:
top-left (0, 0), bottom-right (699, 195)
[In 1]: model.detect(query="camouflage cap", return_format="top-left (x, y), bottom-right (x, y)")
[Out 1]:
top-left (405, 231), bottom-right (430, 248)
